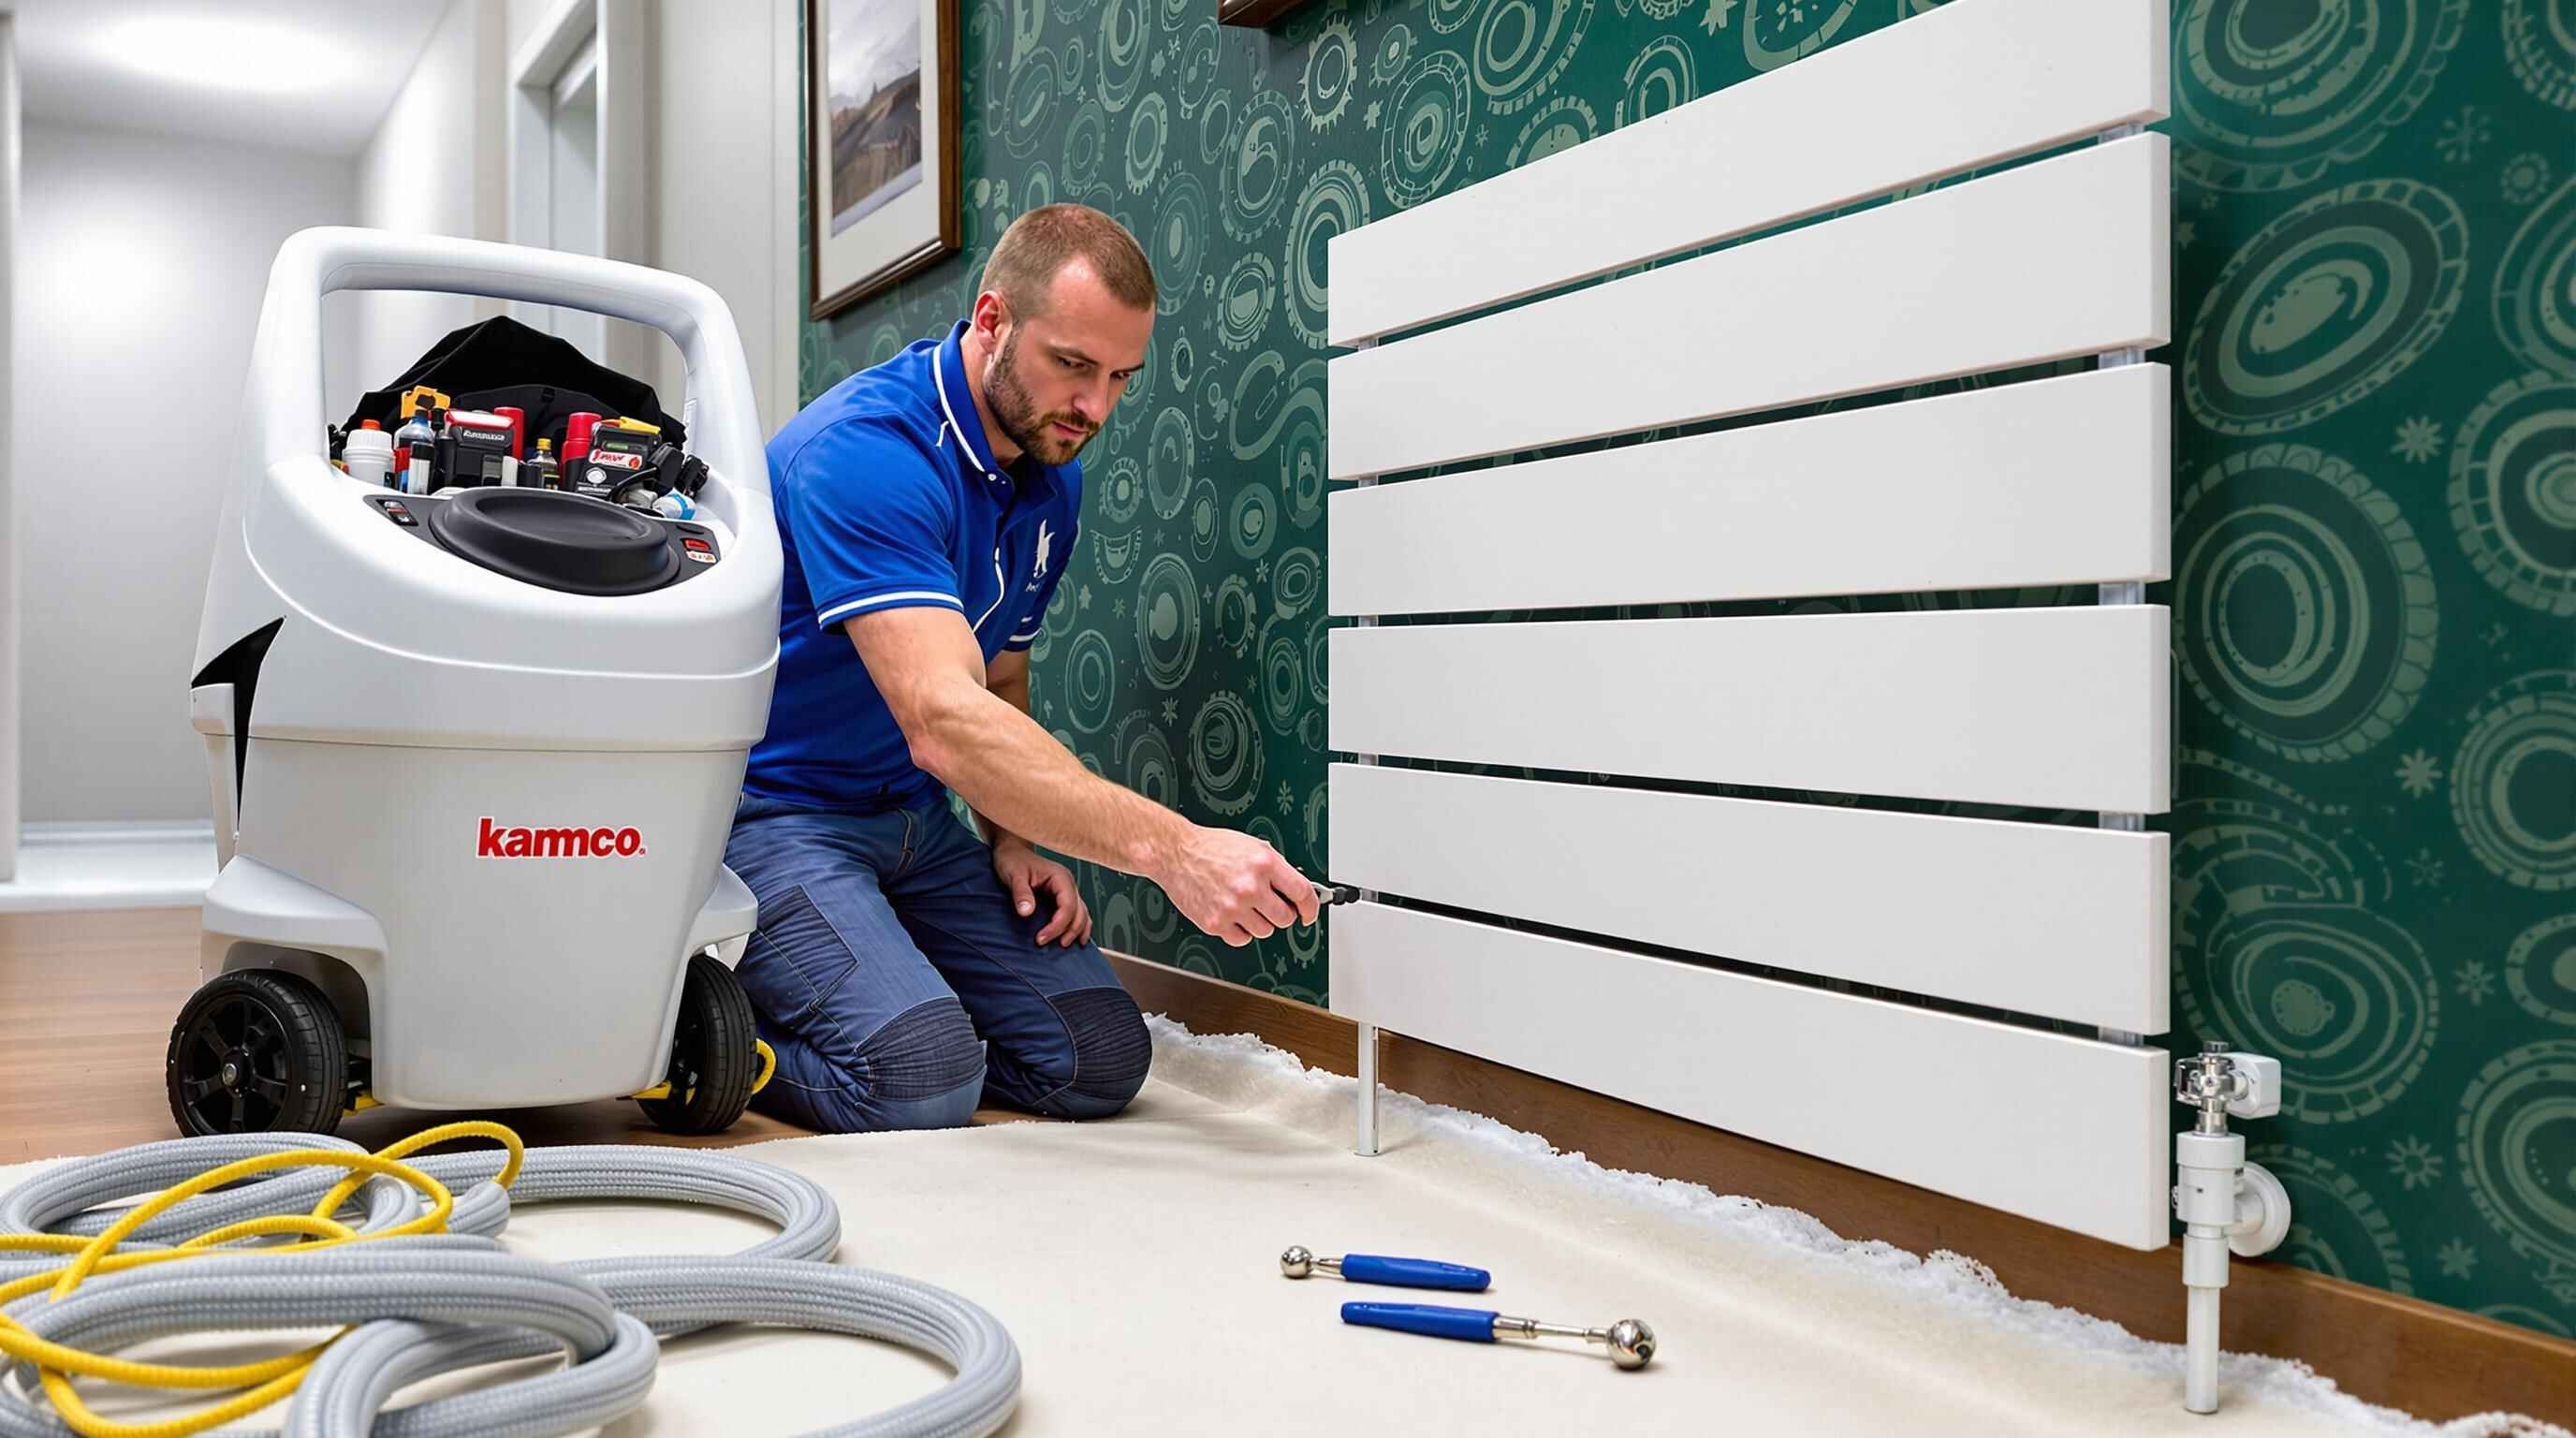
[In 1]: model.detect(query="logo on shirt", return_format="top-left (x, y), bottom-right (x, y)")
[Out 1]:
top-left (1028, 521), bottom-right (1055, 592)
top-left (476, 816), bottom-right (646, 858)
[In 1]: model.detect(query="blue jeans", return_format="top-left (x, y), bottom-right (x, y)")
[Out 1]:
top-left (722, 793), bottom-right (1151, 1132)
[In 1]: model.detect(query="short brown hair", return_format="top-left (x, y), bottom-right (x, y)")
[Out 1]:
top-left (982, 203), bottom-right (1156, 317)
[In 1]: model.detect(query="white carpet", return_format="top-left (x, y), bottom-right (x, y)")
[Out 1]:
top-left (0, 1018), bottom-right (2560, 1436)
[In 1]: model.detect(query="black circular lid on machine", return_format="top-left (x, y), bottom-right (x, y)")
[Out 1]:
top-left (424, 488), bottom-right (681, 596)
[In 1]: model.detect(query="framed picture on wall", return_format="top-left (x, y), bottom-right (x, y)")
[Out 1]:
top-left (806, 0), bottom-right (959, 320)
top-left (1215, 0), bottom-right (1308, 26)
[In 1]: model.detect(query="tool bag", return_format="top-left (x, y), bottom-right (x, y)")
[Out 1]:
top-left (332, 315), bottom-right (688, 459)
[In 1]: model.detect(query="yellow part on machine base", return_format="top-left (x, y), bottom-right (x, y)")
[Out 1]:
top-left (629, 1037), bottom-right (777, 1104)
top-left (342, 1038), bottom-right (774, 1112)
top-left (0, 1122), bottom-right (525, 1438)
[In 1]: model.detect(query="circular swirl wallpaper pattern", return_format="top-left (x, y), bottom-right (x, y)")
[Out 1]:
top-left (803, 0), bottom-right (2576, 1333)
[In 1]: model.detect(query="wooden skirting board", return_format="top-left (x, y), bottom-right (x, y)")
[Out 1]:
top-left (1106, 952), bottom-right (2576, 1427)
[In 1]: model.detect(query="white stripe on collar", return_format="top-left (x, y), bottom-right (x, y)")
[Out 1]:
top-left (931, 339), bottom-right (1001, 481)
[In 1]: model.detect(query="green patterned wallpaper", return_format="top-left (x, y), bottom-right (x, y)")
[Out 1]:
top-left (797, 1), bottom-right (2576, 1333)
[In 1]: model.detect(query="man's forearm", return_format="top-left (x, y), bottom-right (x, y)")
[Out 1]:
top-left (973, 667), bottom-right (1033, 852)
top-left (915, 676), bottom-right (1190, 877)
top-left (846, 608), bottom-right (1314, 944)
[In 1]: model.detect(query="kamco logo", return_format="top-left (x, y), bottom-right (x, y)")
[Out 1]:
top-left (476, 816), bottom-right (646, 858)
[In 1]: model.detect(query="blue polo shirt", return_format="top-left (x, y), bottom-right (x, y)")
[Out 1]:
top-left (743, 321), bottom-right (1080, 814)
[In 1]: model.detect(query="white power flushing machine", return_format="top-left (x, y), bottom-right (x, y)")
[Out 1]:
top-left (171, 228), bottom-right (783, 1137)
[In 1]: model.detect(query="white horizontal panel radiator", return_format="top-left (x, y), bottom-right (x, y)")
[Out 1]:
top-left (1315, 0), bottom-right (2291, 1415)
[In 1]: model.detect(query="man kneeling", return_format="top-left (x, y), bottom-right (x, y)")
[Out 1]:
top-left (725, 204), bottom-right (1320, 1133)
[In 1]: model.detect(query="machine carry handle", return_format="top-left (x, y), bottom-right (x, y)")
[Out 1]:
top-left (249, 227), bottom-right (772, 534)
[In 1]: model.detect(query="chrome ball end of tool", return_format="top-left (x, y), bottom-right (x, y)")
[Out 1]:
top-left (1605, 1319), bottom-right (1656, 1370)
top-left (1281, 1245), bottom-right (1315, 1279)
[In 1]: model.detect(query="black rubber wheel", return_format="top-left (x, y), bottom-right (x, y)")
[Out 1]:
top-left (637, 954), bottom-right (758, 1135)
top-left (166, 969), bottom-right (347, 1137)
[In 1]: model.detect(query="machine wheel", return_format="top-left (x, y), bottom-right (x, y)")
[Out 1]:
top-left (638, 954), bottom-right (758, 1136)
top-left (166, 969), bottom-right (347, 1137)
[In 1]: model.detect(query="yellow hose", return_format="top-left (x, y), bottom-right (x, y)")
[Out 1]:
top-left (0, 1122), bottom-right (523, 1438)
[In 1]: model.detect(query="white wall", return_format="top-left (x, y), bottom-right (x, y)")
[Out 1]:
top-left (15, 123), bottom-right (359, 824)
top-left (505, 0), bottom-right (801, 435)
top-left (351, 0), bottom-right (508, 391)
top-left (2, 0), bottom-right (795, 830)
top-left (0, 15), bottom-right (19, 875)
top-left (647, 0), bottom-right (803, 438)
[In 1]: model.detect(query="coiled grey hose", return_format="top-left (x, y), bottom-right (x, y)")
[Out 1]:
top-left (2, 1239), bottom-right (659, 1438)
top-left (0, 1136), bottom-right (1020, 1438)
top-left (281, 1257), bottom-right (1020, 1438)
top-left (1, 1134), bottom-right (421, 1249)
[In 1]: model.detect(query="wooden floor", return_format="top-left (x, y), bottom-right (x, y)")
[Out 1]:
top-left (0, 908), bottom-right (1037, 1166)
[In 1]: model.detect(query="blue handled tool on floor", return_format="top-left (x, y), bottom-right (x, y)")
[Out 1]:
top-left (1341, 1302), bottom-right (1659, 1370)
top-left (1280, 1245), bottom-right (1489, 1291)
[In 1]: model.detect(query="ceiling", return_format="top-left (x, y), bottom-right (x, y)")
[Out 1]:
top-left (4, 0), bottom-right (445, 158)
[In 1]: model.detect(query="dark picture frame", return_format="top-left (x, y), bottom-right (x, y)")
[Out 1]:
top-left (1215, 0), bottom-right (1309, 26)
top-left (806, 0), bottom-right (961, 320)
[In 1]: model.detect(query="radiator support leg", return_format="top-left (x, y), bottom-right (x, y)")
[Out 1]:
top-left (1355, 1023), bottom-right (1382, 1157)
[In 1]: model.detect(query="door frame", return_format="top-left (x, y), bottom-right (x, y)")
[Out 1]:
top-left (504, 0), bottom-right (650, 382)
top-left (1, 15), bottom-right (21, 882)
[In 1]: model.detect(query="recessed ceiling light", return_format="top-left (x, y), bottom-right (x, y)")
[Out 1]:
top-left (101, 16), bottom-right (351, 94)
